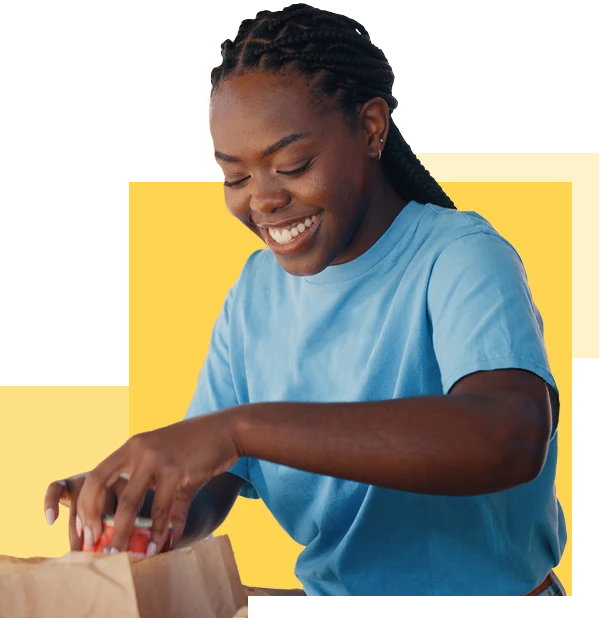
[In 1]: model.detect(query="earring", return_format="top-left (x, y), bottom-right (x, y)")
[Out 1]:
top-left (379, 138), bottom-right (384, 143)
top-left (377, 149), bottom-right (382, 160)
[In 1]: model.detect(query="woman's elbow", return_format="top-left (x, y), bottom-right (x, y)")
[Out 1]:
top-left (501, 392), bottom-right (552, 486)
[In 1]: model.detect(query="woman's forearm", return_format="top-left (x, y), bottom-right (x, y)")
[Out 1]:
top-left (231, 390), bottom-right (549, 496)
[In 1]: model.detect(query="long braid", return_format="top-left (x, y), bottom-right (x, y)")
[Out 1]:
top-left (211, 3), bottom-right (455, 209)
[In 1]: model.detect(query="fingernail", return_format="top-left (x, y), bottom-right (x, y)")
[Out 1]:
top-left (110, 547), bottom-right (120, 554)
top-left (84, 526), bottom-right (94, 550)
top-left (45, 508), bottom-right (56, 526)
top-left (76, 515), bottom-right (82, 538)
top-left (146, 542), bottom-right (158, 557)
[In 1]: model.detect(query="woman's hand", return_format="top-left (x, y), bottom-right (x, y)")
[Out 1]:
top-left (44, 473), bottom-right (128, 550)
top-left (76, 410), bottom-right (240, 556)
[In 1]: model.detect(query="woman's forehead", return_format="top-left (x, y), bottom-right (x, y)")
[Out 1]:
top-left (211, 72), bottom-right (332, 124)
top-left (209, 72), bottom-right (334, 152)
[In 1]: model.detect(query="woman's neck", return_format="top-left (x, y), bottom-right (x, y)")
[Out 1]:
top-left (330, 174), bottom-right (408, 266)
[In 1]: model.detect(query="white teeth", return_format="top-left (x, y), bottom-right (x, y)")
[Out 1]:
top-left (267, 214), bottom-right (319, 245)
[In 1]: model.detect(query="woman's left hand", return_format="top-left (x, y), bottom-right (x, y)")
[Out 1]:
top-left (76, 409), bottom-right (240, 555)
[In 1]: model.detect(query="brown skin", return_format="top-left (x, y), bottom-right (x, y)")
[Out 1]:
top-left (48, 70), bottom-right (557, 557)
top-left (43, 471), bottom-right (245, 550)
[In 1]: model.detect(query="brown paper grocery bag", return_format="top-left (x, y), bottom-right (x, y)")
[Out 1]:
top-left (131, 536), bottom-right (246, 618)
top-left (0, 535), bottom-right (247, 618)
top-left (0, 551), bottom-right (139, 618)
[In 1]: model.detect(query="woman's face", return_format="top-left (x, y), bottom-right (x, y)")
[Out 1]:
top-left (209, 70), bottom-right (384, 277)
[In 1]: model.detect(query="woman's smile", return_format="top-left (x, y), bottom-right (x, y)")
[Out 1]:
top-left (260, 213), bottom-right (322, 256)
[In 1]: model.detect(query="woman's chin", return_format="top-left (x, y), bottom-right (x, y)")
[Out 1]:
top-left (273, 252), bottom-right (329, 278)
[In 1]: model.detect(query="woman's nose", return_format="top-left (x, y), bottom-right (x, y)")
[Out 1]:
top-left (250, 179), bottom-right (290, 215)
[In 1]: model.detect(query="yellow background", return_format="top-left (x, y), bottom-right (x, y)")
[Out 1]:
top-left (0, 9), bottom-right (600, 618)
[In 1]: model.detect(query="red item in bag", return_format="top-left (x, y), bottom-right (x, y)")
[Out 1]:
top-left (82, 514), bottom-right (173, 557)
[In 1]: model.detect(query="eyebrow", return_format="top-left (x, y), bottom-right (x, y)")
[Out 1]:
top-left (214, 132), bottom-right (308, 163)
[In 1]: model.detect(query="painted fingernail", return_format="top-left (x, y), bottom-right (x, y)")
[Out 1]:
top-left (110, 547), bottom-right (120, 554)
top-left (45, 508), bottom-right (56, 526)
top-left (146, 542), bottom-right (158, 557)
top-left (84, 526), bottom-right (94, 550)
top-left (76, 515), bottom-right (82, 538)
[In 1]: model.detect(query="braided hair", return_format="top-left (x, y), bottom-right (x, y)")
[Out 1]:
top-left (211, 4), bottom-right (455, 210)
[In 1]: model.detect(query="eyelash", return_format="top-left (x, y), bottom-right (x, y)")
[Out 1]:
top-left (223, 159), bottom-right (314, 188)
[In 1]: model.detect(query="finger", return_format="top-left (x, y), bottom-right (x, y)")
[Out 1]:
top-left (77, 471), bottom-right (113, 551)
top-left (111, 474), bottom-right (130, 503)
top-left (44, 480), bottom-right (69, 525)
top-left (70, 476), bottom-right (123, 550)
top-left (76, 445), bottom-right (131, 550)
top-left (108, 473), bottom-right (146, 514)
top-left (148, 472), bottom-right (181, 556)
top-left (68, 502), bottom-right (83, 551)
top-left (111, 470), bottom-right (153, 553)
top-left (169, 494), bottom-right (193, 549)
top-left (58, 473), bottom-right (89, 508)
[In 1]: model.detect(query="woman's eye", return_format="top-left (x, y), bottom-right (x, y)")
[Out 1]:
top-left (223, 158), bottom-right (314, 187)
top-left (223, 176), bottom-right (250, 188)
top-left (278, 159), bottom-right (314, 177)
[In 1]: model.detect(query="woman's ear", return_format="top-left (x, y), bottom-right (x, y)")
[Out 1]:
top-left (359, 97), bottom-right (389, 155)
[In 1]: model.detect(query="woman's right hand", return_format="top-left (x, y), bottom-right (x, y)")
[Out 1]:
top-left (44, 473), bottom-right (128, 550)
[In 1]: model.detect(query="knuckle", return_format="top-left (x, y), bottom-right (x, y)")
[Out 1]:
top-left (169, 497), bottom-right (190, 527)
top-left (179, 472), bottom-right (193, 490)
top-left (161, 463), bottom-right (179, 481)
top-left (70, 474), bottom-right (86, 489)
top-left (126, 433), bottom-right (143, 450)
top-left (85, 468), bottom-right (102, 489)
top-left (169, 508), bottom-right (187, 527)
top-left (127, 432), bottom-right (151, 454)
top-left (47, 480), bottom-right (64, 496)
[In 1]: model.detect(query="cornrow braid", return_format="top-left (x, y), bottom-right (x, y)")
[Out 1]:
top-left (211, 3), bottom-right (455, 209)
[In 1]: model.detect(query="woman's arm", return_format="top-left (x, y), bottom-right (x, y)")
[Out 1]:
top-left (233, 368), bottom-right (554, 496)
top-left (76, 369), bottom-right (553, 553)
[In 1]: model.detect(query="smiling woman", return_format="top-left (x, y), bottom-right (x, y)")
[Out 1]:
top-left (47, 3), bottom-right (567, 597)
top-left (210, 70), bottom-right (410, 275)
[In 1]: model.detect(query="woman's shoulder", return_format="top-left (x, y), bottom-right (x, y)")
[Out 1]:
top-left (419, 201), bottom-right (498, 237)
top-left (411, 201), bottom-right (515, 259)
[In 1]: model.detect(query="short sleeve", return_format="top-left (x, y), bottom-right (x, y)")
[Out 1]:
top-left (427, 232), bottom-right (557, 397)
top-left (184, 286), bottom-right (259, 500)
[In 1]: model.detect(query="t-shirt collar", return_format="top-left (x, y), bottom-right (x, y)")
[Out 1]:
top-left (303, 200), bottom-right (421, 284)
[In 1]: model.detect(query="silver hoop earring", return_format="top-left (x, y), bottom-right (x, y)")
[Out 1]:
top-left (377, 149), bottom-right (382, 160)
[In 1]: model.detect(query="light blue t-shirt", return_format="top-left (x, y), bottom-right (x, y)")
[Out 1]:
top-left (185, 200), bottom-right (566, 595)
